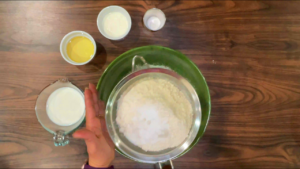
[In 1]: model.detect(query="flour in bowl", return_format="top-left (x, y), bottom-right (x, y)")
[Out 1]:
top-left (116, 77), bottom-right (193, 152)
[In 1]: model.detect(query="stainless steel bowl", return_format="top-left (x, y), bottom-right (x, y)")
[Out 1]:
top-left (105, 56), bottom-right (201, 167)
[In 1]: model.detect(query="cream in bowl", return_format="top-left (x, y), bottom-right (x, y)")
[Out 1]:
top-left (60, 31), bottom-right (96, 65)
top-left (97, 6), bottom-right (132, 40)
top-left (47, 87), bottom-right (85, 126)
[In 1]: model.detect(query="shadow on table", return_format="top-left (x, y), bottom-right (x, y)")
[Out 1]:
top-left (0, 158), bottom-right (9, 168)
top-left (76, 41), bottom-right (107, 73)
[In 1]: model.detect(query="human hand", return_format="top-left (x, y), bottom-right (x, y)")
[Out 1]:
top-left (73, 83), bottom-right (115, 168)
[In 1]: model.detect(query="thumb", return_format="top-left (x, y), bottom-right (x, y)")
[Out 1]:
top-left (73, 128), bottom-right (96, 142)
top-left (73, 128), bottom-right (102, 156)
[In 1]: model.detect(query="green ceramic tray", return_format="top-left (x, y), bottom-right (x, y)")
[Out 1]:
top-left (97, 45), bottom-right (211, 159)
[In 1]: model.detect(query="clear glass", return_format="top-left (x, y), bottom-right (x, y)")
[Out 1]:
top-left (35, 78), bottom-right (85, 146)
top-left (106, 58), bottom-right (201, 163)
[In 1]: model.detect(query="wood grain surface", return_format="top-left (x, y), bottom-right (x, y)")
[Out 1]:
top-left (0, 0), bottom-right (300, 168)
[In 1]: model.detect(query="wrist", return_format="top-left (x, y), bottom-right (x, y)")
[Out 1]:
top-left (83, 162), bottom-right (114, 169)
top-left (88, 157), bottom-right (112, 168)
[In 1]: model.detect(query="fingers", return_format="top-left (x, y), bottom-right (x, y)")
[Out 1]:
top-left (100, 117), bottom-right (107, 132)
top-left (89, 83), bottom-right (100, 114)
top-left (98, 100), bottom-right (105, 117)
top-left (89, 83), bottom-right (98, 103)
top-left (85, 88), bottom-right (97, 124)
top-left (73, 128), bottom-right (97, 142)
top-left (88, 83), bottom-right (105, 117)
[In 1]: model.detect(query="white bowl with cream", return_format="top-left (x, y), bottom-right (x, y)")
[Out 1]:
top-left (97, 6), bottom-right (132, 40)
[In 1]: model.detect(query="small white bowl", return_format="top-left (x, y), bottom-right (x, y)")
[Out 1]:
top-left (60, 31), bottom-right (97, 66)
top-left (143, 8), bottom-right (166, 31)
top-left (97, 6), bottom-right (132, 40)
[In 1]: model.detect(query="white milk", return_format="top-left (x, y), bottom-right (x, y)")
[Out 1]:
top-left (46, 87), bottom-right (85, 126)
top-left (103, 12), bottom-right (129, 38)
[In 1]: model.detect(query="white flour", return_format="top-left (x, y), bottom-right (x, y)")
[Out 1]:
top-left (117, 77), bottom-right (193, 152)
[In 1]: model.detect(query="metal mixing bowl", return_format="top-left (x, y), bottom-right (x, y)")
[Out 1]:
top-left (105, 56), bottom-right (201, 165)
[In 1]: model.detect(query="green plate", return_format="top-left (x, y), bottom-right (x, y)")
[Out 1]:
top-left (97, 45), bottom-right (211, 159)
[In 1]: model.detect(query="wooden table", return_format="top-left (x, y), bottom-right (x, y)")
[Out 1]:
top-left (1, 0), bottom-right (300, 168)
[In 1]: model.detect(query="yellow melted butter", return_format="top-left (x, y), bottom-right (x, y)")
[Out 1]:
top-left (67, 36), bottom-right (94, 63)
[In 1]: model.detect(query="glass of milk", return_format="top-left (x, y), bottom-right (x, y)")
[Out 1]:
top-left (35, 78), bottom-right (85, 146)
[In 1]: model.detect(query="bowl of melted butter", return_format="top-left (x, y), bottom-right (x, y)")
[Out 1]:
top-left (60, 31), bottom-right (96, 65)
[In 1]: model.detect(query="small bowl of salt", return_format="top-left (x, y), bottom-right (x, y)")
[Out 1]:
top-left (143, 8), bottom-right (166, 31)
top-left (97, 6), bottom-right (132, 40)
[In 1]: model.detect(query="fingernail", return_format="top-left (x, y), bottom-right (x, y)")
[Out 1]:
top-left (85, 87), bottom-right (89, 91)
